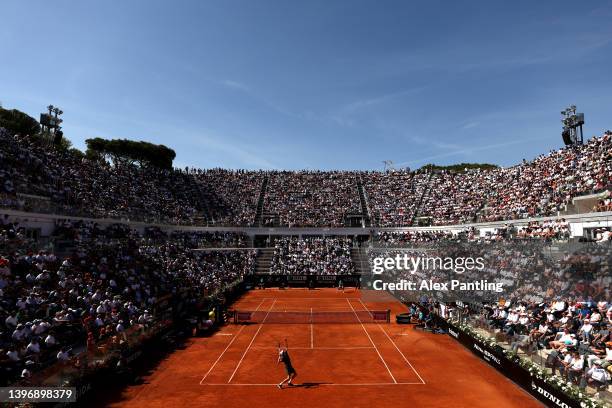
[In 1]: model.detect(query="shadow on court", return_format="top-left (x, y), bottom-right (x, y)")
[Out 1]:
top-left (286, 382), bottom-right (330, 388)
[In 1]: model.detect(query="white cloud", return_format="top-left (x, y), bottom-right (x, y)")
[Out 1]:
top-left (462, 121), bottom-right (480, 130)
top-left (221, 80), bottom-right (249, 91)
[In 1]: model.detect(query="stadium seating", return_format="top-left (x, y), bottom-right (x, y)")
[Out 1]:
top-left (0, 220), bottom-right (255, 383)
top-left (269, 236), bottom-right (355, 275)
top-left (2, 128), bottom-right (610, 227)
top-left (1, 125), bottom-right (611, 396)
top-left (264, 171), bottom-right (361, 227)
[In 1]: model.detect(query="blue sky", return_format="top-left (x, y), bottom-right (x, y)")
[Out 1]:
top-left (1, 0), bottom-right (611, 170)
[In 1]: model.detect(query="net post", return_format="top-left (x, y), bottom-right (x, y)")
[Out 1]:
top-left (387, 309), bottom-right (390, 323)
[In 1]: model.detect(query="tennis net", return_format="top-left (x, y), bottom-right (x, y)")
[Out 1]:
top-left (232, 310), bottom-right (390, 324)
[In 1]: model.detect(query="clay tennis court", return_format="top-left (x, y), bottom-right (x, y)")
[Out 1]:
top-left (105, 289), bottom-right (543, 407)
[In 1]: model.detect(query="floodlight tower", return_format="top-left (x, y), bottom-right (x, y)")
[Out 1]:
top-left (560, 105), bottom-right (585, 146)
top-left (40, 105), bottom-right (64, 146)
top-left (382, 160), bottom-right (395, 172)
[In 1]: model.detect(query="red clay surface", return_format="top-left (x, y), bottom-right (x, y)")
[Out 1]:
top-left (106, 289), bottom-right (543, 408)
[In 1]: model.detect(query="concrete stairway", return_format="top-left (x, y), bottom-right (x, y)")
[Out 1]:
top-left (356, 176), bottom-right (372, 227)
top-left (254, 248), bottom-right (275, 274)
top-left (254, 176), bottom-right (269, 226)
top-left (350, 247), bottom-right (370, 275)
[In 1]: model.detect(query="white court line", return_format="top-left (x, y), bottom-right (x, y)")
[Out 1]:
top-left (202, 382), bottom-right (425, 386)
top-left (357, 298), bottom-right (426, 385)
top-left (310, 307), bottom-right (314, 349)
top-left (249, 346), bottom-right (374, 350)
top-left (200, 326), bottom-right (246, 385)
top-left (200, 326), bottom-right (245, 384)
top-left (216, 333), bottom-right (234, 336)
top-left (199, 298), bottom-right (267, 385)
top-left (346, 298), bottom-right (396, 384)
top-left (378, 325), bottom-right (426, 384)
top-left (227, 299), bottom-right (277, 383)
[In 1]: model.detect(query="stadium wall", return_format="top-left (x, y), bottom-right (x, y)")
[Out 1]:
top-left (3, 208), bottom-right (612, 238)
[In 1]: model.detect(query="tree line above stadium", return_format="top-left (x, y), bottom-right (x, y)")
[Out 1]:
top-left (84, 138), bottom-right (176, 170)
top-left (0, 105), bottom-right (501, 174)
top-left (0, 106), bottom-right (176, 170)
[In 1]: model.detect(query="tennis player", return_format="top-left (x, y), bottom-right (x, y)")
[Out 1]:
top-left (277, 343), bottom-right (297, 388)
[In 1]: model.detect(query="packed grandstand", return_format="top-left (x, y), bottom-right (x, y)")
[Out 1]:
top-left (1, 125), bottom-right (611, 406)
top-left (2, 127), bottom-right (610, 227)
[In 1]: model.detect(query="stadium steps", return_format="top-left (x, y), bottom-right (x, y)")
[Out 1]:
top-left (411, 172), bottom-right (433, 225)
top-left (254, 176), bottom-right (269, 226)
top-left (191, 181), bottom-right (214, 223)
top-left (254, 248), bottom-right (274, 273)
top-left (350, 247), bottom-right (371, 274)
top-left (356, 175), bottom-right (372, 227)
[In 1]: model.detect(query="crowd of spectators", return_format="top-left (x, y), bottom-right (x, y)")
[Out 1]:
top-left (373, 220), bottom-right (572, 246)
top-left (2, 127), bottom-right (611, 227)
top-left (1, 215), bottom-right (35, 253)
top-left (191, 169), bottom-right (265, 225)
top-left (369, 133), bottom-right (609, 226)
top-left (167, 230), bottom-right (249, 248)
top-left (0, 220), bottom-right (255, 384)
top-left (479, 299), bottom-right (612, 391)
top-left (593, 229), bottom-right (612, 244)
top-left (362, 170), bottom-right (429, 227)
top-left (481, 133), bottom-right (611, 222)
top-left (594, 195), bottom-right (612, 213)
top-left (374, 224), bottom-right (612, 398)
top-left (269, 237), bottom-right (355, 275)
top-left (417, 170), bottom-right (502, 225)
top-left (369, 235), bottom-right (610, 304)
top-left (264, 171), bottom-right (362, 227)
top-left (488, 219), bottom-right (571, 241)
top-left (0, 129), bottom-right (207, 225)
top-left (2, 122), bottom-right (611, 401)
top-left (374, 230), bottom-right (460, 246)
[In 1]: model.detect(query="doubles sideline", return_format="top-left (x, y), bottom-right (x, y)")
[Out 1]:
top-left (357, 298), bottom-right (425, 385)
top-left (346, 298), bottom-right (397, 384)
top-left (227, 299), bottom-right (277, 383)
top-left (200, 298), bottom-right (266, 385)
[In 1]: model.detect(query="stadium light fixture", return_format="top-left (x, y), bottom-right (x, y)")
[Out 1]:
top-left (560, 104), bottom-right (585, 146)
top-left (382, 160), bottom-right (395, 172)
top-left (40, 104), bottom-right (65, 146)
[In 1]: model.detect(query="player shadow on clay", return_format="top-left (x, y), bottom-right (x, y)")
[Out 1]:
top-left (286, 382), bottom-right (330, 388)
